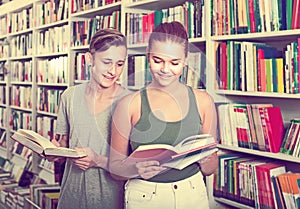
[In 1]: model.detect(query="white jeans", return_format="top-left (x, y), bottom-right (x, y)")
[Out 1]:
top-left (124, 172), bottom-right (209, 209)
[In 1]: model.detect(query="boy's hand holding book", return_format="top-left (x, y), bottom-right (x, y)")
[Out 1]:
top-left (45, 138), bottom-right (65, 163)
top-left (72, 147), bottom-right (108, 170)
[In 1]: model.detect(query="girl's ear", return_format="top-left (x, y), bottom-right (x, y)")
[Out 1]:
top-left (146, 47), bottom-right (150, 61)
top-left (183, 52), bottom-right (189, 66)
top-left (85, 52), bottom-right (93, 66)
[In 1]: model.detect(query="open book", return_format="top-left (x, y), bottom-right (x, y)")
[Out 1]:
top-left (127, 134), bottom-right (218, 170)
top-left (11, 129), bottom-right (87, 158)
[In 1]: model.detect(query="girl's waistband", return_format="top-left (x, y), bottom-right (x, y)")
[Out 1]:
top-left (126, 171), bottom-right (203, 190)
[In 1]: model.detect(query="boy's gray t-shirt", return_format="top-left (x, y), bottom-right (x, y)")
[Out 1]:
top-left (55, 82), bottom-right (130, 209)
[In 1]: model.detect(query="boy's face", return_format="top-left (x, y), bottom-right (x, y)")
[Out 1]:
top-left (91, 45), bottom-right (126, 88)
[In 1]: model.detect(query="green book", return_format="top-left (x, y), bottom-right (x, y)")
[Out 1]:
top-left (265, 59), bottom-right (273, 92)
top-left (154, 10), bottom-right (163, 28)
top-left (286, 0), bottom-right (293, 29)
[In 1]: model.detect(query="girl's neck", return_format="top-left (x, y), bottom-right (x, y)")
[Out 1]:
top-left (149, 80), bottom-right (184, 94)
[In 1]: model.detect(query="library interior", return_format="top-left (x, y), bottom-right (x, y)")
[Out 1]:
top-left (0, 0), bottom-right (300, 208)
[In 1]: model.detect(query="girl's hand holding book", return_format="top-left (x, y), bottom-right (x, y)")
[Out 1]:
top-left (197, 152), bottom-right (218, 176)
top-left (135, 161), bottom-right (167, 179)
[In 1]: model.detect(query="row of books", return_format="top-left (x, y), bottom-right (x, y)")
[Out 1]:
top-left (36, 56), bottom-right (68, 84)
top-left (0, 86), bottom-right (5, 104)
top-left (0, 16), bottom-right (8, 36)
top-left (10, 60), bottom-right (32, 82)
top-left (0, 109), bottom-right (6, 128)
top-left (211, 0), bottom-right (300, 35)
top-left (9, 110), bottom-right (32, 131)
top-left (70, 0), bottom-right (120, 14)
top-left (0, 151), bottom-right (58, 209)
top-left (71, 11), bottom-right (121, 47)
top-left (285, 39), bottom-right (300, 94)
top-left (75, 52), bottom-right (90, 81)
top-left (29, 183), bottom-right (60, 209)
top-left (0, 167), bottom-right (30, 209)
top-left (10, 86), bottom-right (32, 109)
top-left (7, 7), bottom-right (32, 34)
top-left (39, 158), bottom-right (55, 171)
top-left (214, 154), bottom-right (300, 209)
top-left (0, 0), bottom-right (68, 36)
top-left (36, 116), bottom-right (57, 141)
top-left (216, 39), bottom-right (300, 94)
top-left (37, 87), bottom-right (64, 115)
top-left (2, 6), bottom-right (33, 35)
top-left (281, 119), bottom-right (300, 158)
top-left (10, 141), bottom-right (32, 160)
top-left (181, 51), bottom-right (206, 89)
top-left (37, 25), bottom-right (69, 54)
top-left (9, 34), bottom-right (33, 57)
top-left (35, 0), bottom-right (69, 27)
top-left (126, 0), bottom-right (205, 45)
top-left (216, 41), bottom-right (280, 92)
top-left (0, 131), bottom-right (6, 148)
top-left (218, 103), bottom-right (285, 153)
top-left (127, 55), bottom-right (150, 88)
top-left (0, 40), bottom-right (9, 58)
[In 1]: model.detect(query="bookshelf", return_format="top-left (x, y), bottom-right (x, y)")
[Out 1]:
top-left (0, 0), bottom-right (298, 208)
top-left (208, 0), bottom-right (300, 208)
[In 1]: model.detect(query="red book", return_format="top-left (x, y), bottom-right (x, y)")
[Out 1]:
top-left (81, 53), bottom-right (85, 80)
top-left (263, 106), bottom-right (285, 153)
top-left (142, 14), bottom-right (148, 43)
top-left (257, 49), bottom-right (265, 92)
top-left (147, 12), bottom-right (154, 35)
top-left (255, 163), bottom-right (286, 209)
top-left (292, 0), bottom-right (300, 29)
top-left (220, 42), bottom-right (228, 89)
top-left (298, 38), bottom-right (300, 92)
top-left (248, 0), bottom-right (256, 33)
top-left (263, 163), bottom-right (286, 208)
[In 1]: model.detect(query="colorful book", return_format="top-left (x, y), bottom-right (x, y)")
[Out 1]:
top-left (125, 134), bottom-right (218, 170)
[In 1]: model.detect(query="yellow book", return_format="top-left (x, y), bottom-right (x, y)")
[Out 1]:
top-left (276, 58), bottom-right (284, 93)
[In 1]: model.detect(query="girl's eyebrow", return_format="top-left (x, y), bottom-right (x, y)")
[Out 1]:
top-left (152, 55), bottom-right (181, 61)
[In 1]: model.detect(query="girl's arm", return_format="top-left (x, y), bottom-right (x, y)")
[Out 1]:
top-left (109, 95), bottom-right (140, 180)
top-left (195, 90), bottom-right (218, 176)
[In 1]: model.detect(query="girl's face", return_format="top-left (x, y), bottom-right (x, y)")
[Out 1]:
top-left (91, 45), bottom-right (127, 88)
top-left (148, 41), bottom-right (186, 87)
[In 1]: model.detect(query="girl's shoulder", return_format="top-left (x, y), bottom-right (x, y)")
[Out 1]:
top-left (191, 87), bottom-right (210, 97)
top-left (190, 87), bottom-right (214, 105)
